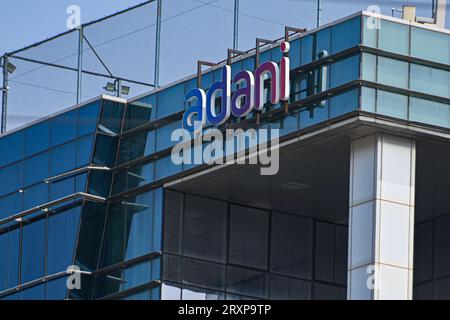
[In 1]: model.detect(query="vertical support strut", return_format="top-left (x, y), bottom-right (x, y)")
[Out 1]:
top-left (154, 0), bottom-right (163, 88)
top-left (1, 54), bottom-right (9, 134)
top-left (233, 0), bottom-right (240, 50)
top-left (317, 0), bottom-right (322, 27)
top-left (76, 26), bottom-right (84, 104)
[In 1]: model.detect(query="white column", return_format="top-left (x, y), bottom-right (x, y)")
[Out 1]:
top-left (347, 133), bottom-right (415, 300)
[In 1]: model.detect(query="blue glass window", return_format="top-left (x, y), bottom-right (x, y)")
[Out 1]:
top-left (376, 90), bottom-right (408, 119)
top-left (24, 121), bottom-right (50, 157)
top-left (47, 207), bottom-right (81, 274)
top-left (331, 16), bottom-right (361, 54)
top-left (23, 183), bottom-right (48, 211)
top-left (329, 88), bottom-right (359, 118)
top-left (290, 38), bottom-right (300, 68)
top-left (315, 28), bottom-right (331, 59)
top-left (49, 177), bottom-right (75, 201)
top-left (0, 162), bottom-right (22, 196)
top-left (361, 53), bottom-right (376, 82)
top-left (124, 191), bottom-right (154, 260)
top-left (46, 276), bottom-right (68, 300)
top-left (301, 35), bottom-right (313, 65)
top-left (409, 97), bottom-right (450, 128)
top-left (0, 192), bottom-right (22, 219)
top-left (410, 64), bottom-right (450, 99)
top-left (0, 131), bottom-right (24, 168)
top-left (156, 121), bottom-right (182, 152)
top-left (50, 141), bottom-right (77, 176)
top-left (127, 161), bottom-right (154, 191)
top-left (23, 152), bottom-right (49, 187)
top-left (377, 56), bottom-right (409, 89)
top-left (124, 99), bottom-right (154, 131)
top-left (330, 55), bottom-right (360, 88)
top-left (76, 134), bottom-right (94, 167)
top-left (378, 20), bottom-right (409, 55)
top-left (361, 87), bottom-right (376, 112)
top-left (155, 156), bottom-right (182, 180)
top-left (157, 83), bottom-right (185, 119)
top-left (0, 228), bottom-right (20, 290)
top-left (362, 16), bottom-right (377, 48)
top-left (78, 101), bottom-right (100, 136)
top-left (21, 219), bottom-right (46, 283)
top-left (51, 110), bottom-right (78, 147)
top-left (300, 102), bottom-right (329, 129)
top-left (411, 27), bottom-right (450, 65)
top-left (20, 284), bottom-right (45, 300)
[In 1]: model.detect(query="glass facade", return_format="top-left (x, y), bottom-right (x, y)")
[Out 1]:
top-left (0, 12), bottom-right (449, 300)
top-left (161, 191), bottom-right (347, 300)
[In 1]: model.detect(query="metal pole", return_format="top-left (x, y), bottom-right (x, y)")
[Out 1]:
top-left (1, 54), bottom-right (9, 134)
top-left (154, 0), bottom-right (162, 88)
top-left (317, 0), bottom-right (322, 27)
top-left (76, 26), bottom-right (84, 104)
top-left (233, 0), bottom-right (239, 50)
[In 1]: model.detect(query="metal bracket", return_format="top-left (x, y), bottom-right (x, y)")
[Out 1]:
top-left (197, 60), bottom-right (216, 89)
top-left (227, 48), bottom-right (246, 65)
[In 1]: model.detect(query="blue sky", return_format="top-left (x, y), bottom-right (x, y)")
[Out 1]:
top-left (1, 0), bottom-right (447, 55)
top-left (1, 0), bottom-right (448, 130)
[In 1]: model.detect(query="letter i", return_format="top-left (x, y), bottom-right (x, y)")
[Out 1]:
top-left (280, 41), bottom-right (290, 101)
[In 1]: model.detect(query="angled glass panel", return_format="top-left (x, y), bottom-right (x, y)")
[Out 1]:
top-left (78, 101), bottom-right (100, 136)
top-left (92, 134), bottom-right (117, 167)
top-left (99, 204), bottom-right (124, 268)
top-left (98, 100), bottom-right (125, 135)
top-left (74, 202), bottom-right (107, 271)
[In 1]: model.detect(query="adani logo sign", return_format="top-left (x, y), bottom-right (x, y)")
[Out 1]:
top-left (182, 41), bottom-right (291, 132)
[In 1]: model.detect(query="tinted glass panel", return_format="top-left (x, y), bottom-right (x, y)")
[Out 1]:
top-left (47, 207), bottom-right (81, 274)
top-left (183, 195), bottom-right (227, 262)
top-left (21, 219), bottom-right (46, 283)
top-left (51, 110), bottom-right (78, 147)
top-left (270, 212), bottom-right (313, 279)
top-left (379, 20), bottom-right (409, 55)
top-left (229, 205), bottom-right (269, 270)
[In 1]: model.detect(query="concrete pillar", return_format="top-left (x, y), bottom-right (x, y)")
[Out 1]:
top-left (347, 133), bottom-right (415, 300)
